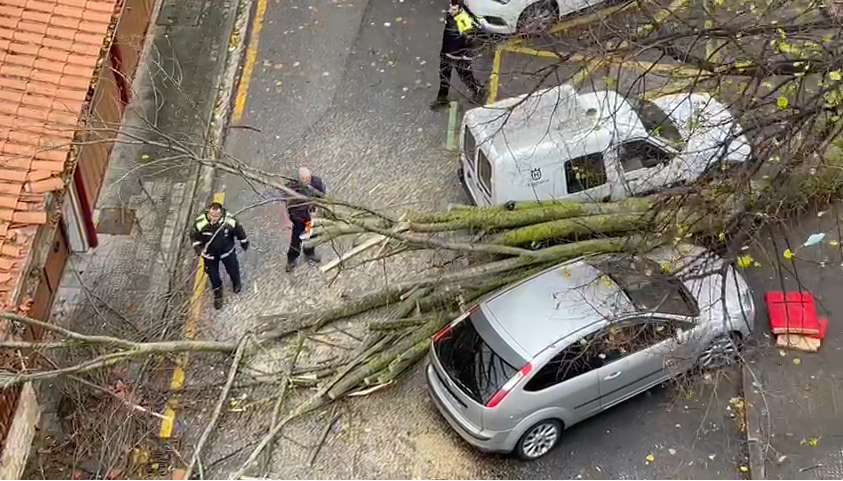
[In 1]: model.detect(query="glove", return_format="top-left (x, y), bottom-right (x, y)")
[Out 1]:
top-left (241, 240), bottom-right (250, 251)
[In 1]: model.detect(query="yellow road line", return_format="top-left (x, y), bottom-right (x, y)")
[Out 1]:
top-left (160, 192), bottom-right (226, 439)
top-left (488, 46), bottom-right (504, 104)
top-left (232, 0), bottom-right (269, 123)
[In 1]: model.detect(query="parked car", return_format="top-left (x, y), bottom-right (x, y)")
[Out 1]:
top-left (463, 0), bottom-right (603, 35)
top-left (458, 84), bottom-right (752, 206)
top-left (426, 244), bottom-right (755, 460)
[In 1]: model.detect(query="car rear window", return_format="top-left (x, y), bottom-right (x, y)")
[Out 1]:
top-left (435, 310), bottom-right (524, 405)
top-left (464, 128), bottom-right (476, 162)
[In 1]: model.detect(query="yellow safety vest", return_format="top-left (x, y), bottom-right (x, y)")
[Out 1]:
top-left (454, 11), bottom-right (475, 33)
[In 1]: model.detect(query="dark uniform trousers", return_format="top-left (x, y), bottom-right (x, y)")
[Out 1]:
top-left (287, 220), bottom-right (316, 264)
top-left (437, 53), bottom-right (482, 100)
top-left (204, 251), bottom-right (241, 292)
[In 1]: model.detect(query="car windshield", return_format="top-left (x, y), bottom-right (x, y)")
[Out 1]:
top-left (592, 257), bottom-right (699, 317)
top-left (434, 309), bottom-right (525, 405)
top-left (627, 98), bottom-right (684, 147)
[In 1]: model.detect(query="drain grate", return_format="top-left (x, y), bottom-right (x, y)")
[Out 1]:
top-left (97, 208), bottom-right (137, 236)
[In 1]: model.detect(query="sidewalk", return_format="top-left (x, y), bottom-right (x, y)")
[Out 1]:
top-left (743, 206), bottom-right (843, 480)
top-left (30, 0), bottom-right (245, 475)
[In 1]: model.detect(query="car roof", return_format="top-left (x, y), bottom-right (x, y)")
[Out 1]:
top-left (480, 259), bottom-right (637, 359)
top-left (479, 244), bottom-right (725, 360)
top-left (464, 85), bottom-right (648, 168)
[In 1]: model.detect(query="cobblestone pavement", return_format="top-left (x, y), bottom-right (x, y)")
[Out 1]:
top-left (184, 0), bottom-right (751, 478)
top-left (742, 210), bottom-right (843, 480)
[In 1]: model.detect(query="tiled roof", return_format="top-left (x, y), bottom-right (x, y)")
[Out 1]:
top-left (0, 0), bottom-right (117, 310)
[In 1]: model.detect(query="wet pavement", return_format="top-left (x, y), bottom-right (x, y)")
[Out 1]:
top-left (195, 0), bottom-right (750, 478)
top-left (742, 213), bottom-right (843, 480)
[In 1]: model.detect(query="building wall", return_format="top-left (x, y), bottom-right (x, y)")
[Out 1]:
top-left (0, 0), bottom-right (156, 467)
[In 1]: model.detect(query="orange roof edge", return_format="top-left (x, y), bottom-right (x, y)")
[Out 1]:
top-left (0, 0), bottom-right (120, 312)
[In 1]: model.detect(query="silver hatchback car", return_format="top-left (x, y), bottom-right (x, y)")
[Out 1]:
top-left (426, 244), bottom-right (755, 460)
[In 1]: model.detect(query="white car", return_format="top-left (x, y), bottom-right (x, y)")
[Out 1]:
top-left (458, 84), bottom-right (752, 206)
top-left (464, 0), bottom-right (604, 35)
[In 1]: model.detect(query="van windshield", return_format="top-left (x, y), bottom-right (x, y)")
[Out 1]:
top-left (434, 309), bottom-right (526, 405)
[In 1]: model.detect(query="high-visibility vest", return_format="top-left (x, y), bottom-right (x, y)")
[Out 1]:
top-left (299, 221), bottom-right (313, 241)
top-left (454, 11), bottom-right (475, 33)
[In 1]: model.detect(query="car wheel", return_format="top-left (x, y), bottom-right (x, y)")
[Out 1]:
top-left (698, 332), bottom-right (742, 370)
top-left (515, 419), bottom-right (562, 461)
top-left (517, 1), bottom-right (558, 36)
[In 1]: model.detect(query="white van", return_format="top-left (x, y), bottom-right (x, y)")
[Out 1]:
top-left (457, 84), bottom-right (752, 206)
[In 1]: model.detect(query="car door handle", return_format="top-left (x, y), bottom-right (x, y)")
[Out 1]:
top-left (603, 371), bottom-right (622, 381)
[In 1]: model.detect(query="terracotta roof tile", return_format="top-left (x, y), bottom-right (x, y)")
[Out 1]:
top-left (28, 176), bottom-right (62, 192)
top-left (0, 5), bottom-right (23, 16)
top-left (0, 0), bottom-right (118, 307)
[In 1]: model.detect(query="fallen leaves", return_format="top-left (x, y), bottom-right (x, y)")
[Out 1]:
top-left (646, 454), bottom-right (655, 463)
top-left (736, 255), bottom-right (760, 268)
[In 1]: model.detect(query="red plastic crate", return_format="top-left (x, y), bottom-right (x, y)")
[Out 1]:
top-left (765, 291), bottom-right (823, 337)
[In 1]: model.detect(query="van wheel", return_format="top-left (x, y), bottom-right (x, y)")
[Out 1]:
top-left (515, 419), bottom-right (562, 461)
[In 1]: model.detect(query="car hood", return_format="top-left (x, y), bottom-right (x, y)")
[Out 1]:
top-left (651, 93), bottom-right (752, 173)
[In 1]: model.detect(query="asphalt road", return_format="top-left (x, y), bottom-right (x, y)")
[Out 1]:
top-left (208, 0), bottom-right (749, 477)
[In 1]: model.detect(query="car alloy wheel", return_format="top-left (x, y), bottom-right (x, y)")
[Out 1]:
top-left (517, 420), bottom-right (561, 460)
top-left (698, 333), bottom-right (741, 369)
top-left (518, 2), bottom-right (557, 35)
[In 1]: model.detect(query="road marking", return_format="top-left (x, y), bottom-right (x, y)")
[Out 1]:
top-left (159, 192), bottom-right (225, 439)
top-left (232, 0), bottom-right (269, 123)
top-left (488, 46), bottom-right (504, 104)
top-left (446, 101), bottom-right (459, 151)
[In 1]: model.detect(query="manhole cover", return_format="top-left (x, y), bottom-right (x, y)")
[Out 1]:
top-left (97, 208), bottom-right (137, 235)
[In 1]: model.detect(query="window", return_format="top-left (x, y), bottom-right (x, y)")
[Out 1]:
top-left (435, 313), bottom-right (522, 404)
top-left (564, 152), bottom-right (607, 194)
top-left (627, 98), bottom-right (684, 146)
top-left (618, 140), bottom-right (673, 172)
top-left (477, 149), bottom-right (493, 195)
top-left (599, 319), bottom-right (679, 358)
top-left (524, 332), bottom-right (607, 391)
top-left (463, 129), bottom-right (476, 162)
top-left (525, 317), bottom-right (687, 392)
top-left (593, 257), bottom-right (699, 316)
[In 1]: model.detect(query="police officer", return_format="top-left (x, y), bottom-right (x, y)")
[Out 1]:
top-left (285, 167), bottom-right (326, 273)
top-left (191, 202), bottom-right (249, 310)
top-left (430, 0), bottom-right (486, 110)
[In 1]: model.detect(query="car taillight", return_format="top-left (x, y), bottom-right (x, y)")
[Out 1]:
top-left (433, 325), bottom-right (453, 343)
top-left (434, 312), bottom-right (471, 343)
top-left (486, 363), bottom-right (532, 408)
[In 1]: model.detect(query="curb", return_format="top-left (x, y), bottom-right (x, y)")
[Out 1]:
top-left (158, 0), bottom-right (256, 443)
top-left (188, 0), bottom-right (255, 223)
top-left (742, 362), bottom-right (766, 480)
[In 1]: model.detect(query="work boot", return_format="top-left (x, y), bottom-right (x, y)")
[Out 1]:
top-left (429, 97), bottom-right (449, 110)
top-left (233, 283), bottom-right (242, 294)
top-left (285, 260), bottom-right (296, 273)
top-left (213, 289), bottom-right (223, 310)
top-left (305, 251), bottom-right (322, 264)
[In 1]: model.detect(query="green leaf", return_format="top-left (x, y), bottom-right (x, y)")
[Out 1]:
top-left (831, 71), bottom-right (842, 82)
top-left (777, 96), bottom-right (789, 109)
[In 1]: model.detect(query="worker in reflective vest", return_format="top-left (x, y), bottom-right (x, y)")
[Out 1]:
top-left (430, 0), bottom-right (486, 110)
top-left (190, 202), bottom-right (249, 310)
